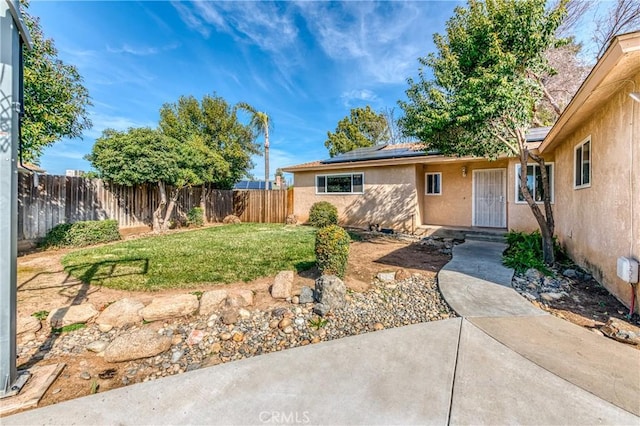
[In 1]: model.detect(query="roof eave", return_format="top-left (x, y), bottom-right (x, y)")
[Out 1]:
top-left (539, 31), bottom-right (640, 153)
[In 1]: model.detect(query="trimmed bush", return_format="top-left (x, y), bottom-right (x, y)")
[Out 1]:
top-left (308, 201), bottom-right (338, 228)
top-left (187, 207), bottom-right (204, 227)
top-left (42, 219), bottom-right (121, 248)
top-left (315, 225), bottom-right (350, 278)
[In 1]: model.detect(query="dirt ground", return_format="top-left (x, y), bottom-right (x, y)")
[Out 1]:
top-left (10, 227), bottom-right (639, 413)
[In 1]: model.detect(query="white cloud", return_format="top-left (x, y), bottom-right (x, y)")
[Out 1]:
top-left (106, 42), bottom-right (180, 56)
top-left (340, 89), bottom-right (380, 107)
top-left (295, 1), bottom-right (451, 84)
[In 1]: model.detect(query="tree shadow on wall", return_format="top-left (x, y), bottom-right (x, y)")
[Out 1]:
top-left (341, 184), bottom-right (419, 234)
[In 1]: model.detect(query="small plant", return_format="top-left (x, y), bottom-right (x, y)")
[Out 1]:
top-left (90, 380), bottom-right (99, 394)
top-left (315, 225), bottom-right (350, 278)
top-left (308, 202), bottom-right (338, 228)
top-left (503, 230), bottom-right (561, 275)
top-left (187, 207), bottom-right (205, 227)
top-left (42, 219), bottom-right (121, 248)
top-left (308, 316), bottom-right (328, 330)
top-left (52, 323), bottom-right (86, 333)
top-left (32, 310), bottom-right (49, 321)
top-left (191, 290), bottom-right (204, 300)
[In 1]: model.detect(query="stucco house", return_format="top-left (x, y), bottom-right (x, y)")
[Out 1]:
top-left (283, 31), bottom-right (640, 313)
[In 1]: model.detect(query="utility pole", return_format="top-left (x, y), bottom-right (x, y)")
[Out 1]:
top-left (0, 0), bottom-right (31, 398)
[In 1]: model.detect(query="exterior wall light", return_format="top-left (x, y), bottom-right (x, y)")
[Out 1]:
top-left (461, 166), bottom-right (467, 177)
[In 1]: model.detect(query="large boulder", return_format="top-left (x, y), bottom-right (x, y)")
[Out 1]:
top-left (199, 290), bottom-right (228, 316)
top-left (226, 290), bottom-right (253, 308)
top-left (96, 298), bottom-right (144, 328)
top-left (271, 271), bottom-right (294, 299)
top-left (47, 304), bottom-right (99, 328)
top-left (104, 328), bottom-right (171, 363)
top-left (314, 275), bottom-right (346, 310)
top-left (140, 294), bottom-right (199, 322)
top-left (17, 315), bottom-right (41, 335)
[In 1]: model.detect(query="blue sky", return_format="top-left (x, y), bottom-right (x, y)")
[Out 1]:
top-left (30, 1), bottom-right (603, 181)
top-left (30, 0), bottom-right (464, 180)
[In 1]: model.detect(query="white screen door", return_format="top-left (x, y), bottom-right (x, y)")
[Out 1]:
top-left (473, 169), bottom-right (506, 228)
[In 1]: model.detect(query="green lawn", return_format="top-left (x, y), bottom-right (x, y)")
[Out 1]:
top-left (61, 223), bottom-right (317, 291)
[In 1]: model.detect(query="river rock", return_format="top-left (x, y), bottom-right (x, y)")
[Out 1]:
top-left (86, 340), bottom-right (109, 353)
top-left (226, 290), bottom-right (253, 308)
top-left (315, 275), bottom-right (346, 309)
top-left (199, 290), bottom-right (228, 316)
top-left (104, 328), bottom-right (171, 363)
top-left (97, 298), bottom-right (144, 328)
top-left (140, 294), bottom-right (199, 322)
top-left (17, 315), bottom-right (41, 335)
top-left (299, 286), bottom-right (314, 304)
top-left (271, 271), bottom-right (294, 299)
top-left (48, 304), bottom-right (99, 328)
top-left (377, 271), bottom-right (396, 283)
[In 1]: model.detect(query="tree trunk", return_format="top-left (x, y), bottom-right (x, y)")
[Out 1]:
top-left (264, 127), bottom-right (270, 190)
top-left (200, 184), bottom-right (208, 224)
top-left (518, 149), bottom-right (556, 265)
top-left (153, 181), bottom-right (167, 233)
top-left (162, 186), bottom-right (181, 232)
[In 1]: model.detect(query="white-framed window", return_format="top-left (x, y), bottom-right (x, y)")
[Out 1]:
top-left (515, 163), bottom-right (554, 203)
top-left (425, 172), bottom-right (442, 195)
top-left (574, 137), bottom-right (591, 189)
top-left (316, 173), bottom-right (364, 194)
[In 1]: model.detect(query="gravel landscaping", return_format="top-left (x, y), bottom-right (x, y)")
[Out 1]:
top-left (19, 274), bottom-right (454, 388)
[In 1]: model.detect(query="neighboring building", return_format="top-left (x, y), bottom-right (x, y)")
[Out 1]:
top-left (234, 177), bottom-right (287, 191)
top-left (283, 31), bottom-right (640, 313)
top-left (17, 163), bottom-right (45, 174)
top-left (65, 169), bottom-right (84, 177)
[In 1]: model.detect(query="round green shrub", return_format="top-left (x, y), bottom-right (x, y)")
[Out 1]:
top-left (315, 225), bottom-right (350, 278)
top-left (308, 201), bottom-right (338, 228)
top-left (42, 219), bottom-right (121, 248)
top-left (187, 207), bottom-right (205, 227)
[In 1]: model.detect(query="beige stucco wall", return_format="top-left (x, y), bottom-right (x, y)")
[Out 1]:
top-left (419, 159), bottom-right (542, 230)
top-left (505, 156), bottom-right (555, 232)
top-left (550, 75), bottom-right (640, 313)
top-left (292, 164), bottom-right (420, 233)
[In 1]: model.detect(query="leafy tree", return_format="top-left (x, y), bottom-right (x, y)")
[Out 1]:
top-left (400, 0), bottom-right (567, 264)
top-left (87, 128), bottom-right (181, 231)
top-left (325, 106), bottom-right (390, 157)
top-left (236, 103), bottom-right (271, 188)
top-left (89, 94), bottom-right (258, 230)
top-left (159, 95), bottom-right (259, 189)
top-left (20, 0), bottom-right (91, 163)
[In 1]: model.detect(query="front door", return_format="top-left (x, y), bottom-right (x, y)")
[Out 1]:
top-left (473, 169), bottom-right (506, 228)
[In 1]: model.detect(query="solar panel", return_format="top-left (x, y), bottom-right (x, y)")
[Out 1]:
top-left (321, 146), bottom-right (433, 164)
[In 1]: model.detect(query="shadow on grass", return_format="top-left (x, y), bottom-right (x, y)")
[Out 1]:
top-left (294, 260), bottom-right (316, 273)
top-left (64, 258), bottom-right (150, 285)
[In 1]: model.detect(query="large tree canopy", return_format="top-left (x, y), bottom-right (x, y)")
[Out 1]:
top-left (88, 94), bottom-right (259, 231)
top-left (21, 0), bottom-right (91, 163)
top-left (400, 0), bottom-right (567, 263)
top-left (159, 95), bottom-right (259, 189)
top-left (325, 106), bottom-right (390, 157)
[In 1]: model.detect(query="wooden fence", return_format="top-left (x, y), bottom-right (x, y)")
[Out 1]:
top-left (17, 174), bottom-right (293, 241)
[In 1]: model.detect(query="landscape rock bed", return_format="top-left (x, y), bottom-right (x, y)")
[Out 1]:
top-left (17, 274), bottom-right (454, 387)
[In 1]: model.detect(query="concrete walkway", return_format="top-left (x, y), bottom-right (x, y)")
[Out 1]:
top-left (4, 241), bottom-right (640, 425)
